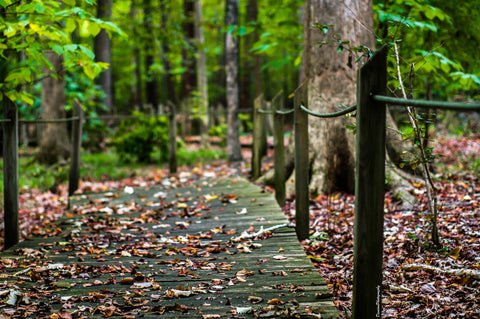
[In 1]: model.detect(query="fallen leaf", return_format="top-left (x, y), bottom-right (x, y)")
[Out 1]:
top-left (267, 298), bottom-right (284, 305)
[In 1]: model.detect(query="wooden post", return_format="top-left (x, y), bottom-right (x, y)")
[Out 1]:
top-left (353, 45), bottom-right (388, 319)
top-left (272, 91), bottom-right (285, 207)
top-left (168, 101), bottom-right (178, 173)
top-left (294, 83), bottom-right (309, 241)
top-left (3, 96), bottom-right (19, 249)
top-left (251, 94), bottom-right (264, 179)
top-left (68, 99), bottom-right (83, 197)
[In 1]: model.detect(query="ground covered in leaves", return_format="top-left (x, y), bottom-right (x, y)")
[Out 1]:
top-left (1, 134), bottom-right (479, 318)
top-left (290, 134), bottom-right (480, 318)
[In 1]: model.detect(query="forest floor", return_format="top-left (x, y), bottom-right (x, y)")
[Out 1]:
top-left (1, 133), bottom-right (479, 318)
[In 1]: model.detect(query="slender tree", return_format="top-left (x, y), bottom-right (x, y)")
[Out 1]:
top-left (94, 0), bottom-right (113, 112)
top-left (225, 0), bottom-right (242, 162)
top-left (194, 0), bottom-right (209, 144)
top-left (130, 0), bottom-right (144, 109)
top-left (37, 52), bottom-right (70, 165)
top-left (143, 0), bottom-right (159, 112)
top-left (160, 0), bottom-right (176, 105)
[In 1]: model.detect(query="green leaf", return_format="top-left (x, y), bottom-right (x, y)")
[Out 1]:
top-left (227, 25), bottom-right (237, 34)
top-left (34, 4), bottom-right (45, 13)
top-left (86, 22), bottom-right (101, 37)
top-left (64, 44), bottom-right (78, 52)
top-left (238, 26), bottom-right (247, 36)
top-left (51, 44), bottom-right (64, 55)
top-left (62, 0), bottom-right (76, 6)
top-left (83, 63), bottom-right (101, 80)
top-left (65, 18), bottom-right (77, 33)
top-left (79, 45), bottom-right (95, 59)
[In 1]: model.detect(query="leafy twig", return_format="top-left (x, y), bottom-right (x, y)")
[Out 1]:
top-left (393, 42), bottom-right (440, 246)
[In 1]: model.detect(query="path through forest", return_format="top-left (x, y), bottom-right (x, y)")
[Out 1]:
top-left (0, 172), bottom-right (337, 318)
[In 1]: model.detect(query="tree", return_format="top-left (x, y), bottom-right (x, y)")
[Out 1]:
top-left (143, 0), bottom-right (159, 112)
top-left (37, 52), bottom-right (70, 164)
top-left (289, 0), bottom-right (375, 195)
top-left (94, 0), bottom-right (113, 112)
top-left (194, 0), bottom-right (209, 144)
top-left (225, 0), bottom-right (242, 162)
top-left (254, 0), bottom-right (413, 204)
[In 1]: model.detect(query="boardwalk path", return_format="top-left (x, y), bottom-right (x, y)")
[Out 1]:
top-left (0, 175), bottom-right (338, 318)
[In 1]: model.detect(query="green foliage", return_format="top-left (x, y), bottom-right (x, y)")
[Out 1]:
top-left (177, 147), bottom-right (227, 166)
top-left (209, 124), bottom-right (228, 145)
top-left (110, 112), bottom-right (170, 163)
top-left (373, 0), bottom-right (480, 99)
top-left (239, 113), bottom-right (253, 133)
top-left (0, 0), bottom-right (122, 104)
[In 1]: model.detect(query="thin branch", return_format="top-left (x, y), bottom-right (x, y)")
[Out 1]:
top-left (394, 42), bottom-right (440, 246)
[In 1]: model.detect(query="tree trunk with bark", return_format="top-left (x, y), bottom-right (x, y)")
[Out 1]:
top-left (225, 0), bottom-right (242, 162)
top-left (131, 0), bottom-right (143, 109)
top-left (297, 0), bottom-right (374, 195)
top-left (37, 52), bottom-right (70, 165)
top-left (257, 0), bottom-right (415, 206)
top-left (160, 0), bottom-right (176, 105)
top-left (194, 0), bottom-right (209, 145)
top-left (94, 0), bottom-right (113, 112)
top-left (143, 0), bottom-right (158, 113)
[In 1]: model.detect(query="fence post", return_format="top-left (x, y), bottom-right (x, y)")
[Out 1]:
top-left (68, 99), bottom-right (83, 197)
top-left (272, 91), bottom-right (285, 207)
top-left (3, 96), bottom-right (19, 249)
top-left (294, 83), bottom-right (309, 241)
top-left (251, 94), bottom-right (265, 179)
top-left (168, 101), bottom-right (178, 174)
top-left (353, 45), bottom-right (388, 319)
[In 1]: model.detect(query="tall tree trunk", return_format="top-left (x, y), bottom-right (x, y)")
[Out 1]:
top-left (37, 52), bottom-right (70, 165)
top-left (94, 0), bottom-right (113, 112)
top-left (194, 0), bottom-right (209, 144)
top-left (242, 0), bottom-right (261, 103)
top-left (144, 0), bottom-right (158, 113)
top-left (131, 0), bottom-right (144, 109)
top-left (225, 0), bottom-right (242, 162)
top-left (160, 0), bottom-right (176, 105)
top-left (297, 0), bottom-right (374, 194)
top-left (271, 0), bottom-right (415, 204)
top-left (181, 0), bottom-right (195, 133)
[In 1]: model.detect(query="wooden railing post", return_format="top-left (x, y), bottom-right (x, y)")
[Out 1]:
top-left (168, 101), bottom-right (177, 173)
top-left (251, 94), bottom-right (265, 179)
top-left (353, 45), bottom-right (388, 319)
top-left (3, 96), bottom-right (19, 249)
top-left (272, 91), bottom-right (286, 207)
top-left (68, 99), bottom-right (83, 197)
top-left (294, 83), bottom-right (309, 241)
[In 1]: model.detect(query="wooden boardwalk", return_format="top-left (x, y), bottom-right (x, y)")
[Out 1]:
top-left (0, 176), bottom-right (338, 318)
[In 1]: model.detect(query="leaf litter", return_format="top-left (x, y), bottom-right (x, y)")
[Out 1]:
top-left (0, 135), bottom-right (477, 318)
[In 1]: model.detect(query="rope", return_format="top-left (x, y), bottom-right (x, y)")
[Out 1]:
top-left (373, 95), bottom-right (480, 111)
top-left (299, 104), bottom-right (357, 118)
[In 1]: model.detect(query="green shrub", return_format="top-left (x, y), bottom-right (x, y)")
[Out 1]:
top-left (110, 112), bottom-right (169, 163)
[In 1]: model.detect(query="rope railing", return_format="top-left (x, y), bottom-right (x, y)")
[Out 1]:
top-left (300, 104), bottom-right (357, 118)
top-left (0, 119), bottom-right (12, 123)
top-left (257, 109), bottom-right (273, 114)
top-left (19, 117), bottom-right (80, 124)
top-left (258, 108), bottom-right (295, 115)
top-left (372, 94), bottom-right (480, 111)
top-left (275, 108), bottom-right (294, 115)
